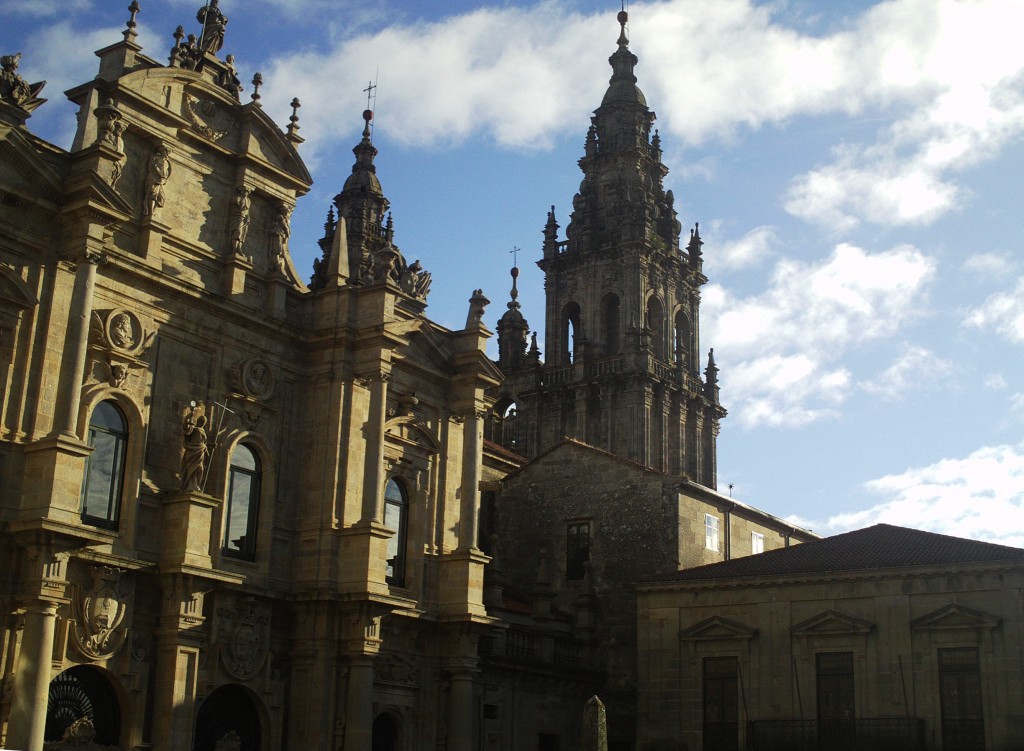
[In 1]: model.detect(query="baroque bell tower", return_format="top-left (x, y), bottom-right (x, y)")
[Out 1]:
top-left (495, 10), bottom-right (726, 488)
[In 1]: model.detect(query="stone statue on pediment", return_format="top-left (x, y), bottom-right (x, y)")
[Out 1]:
top-left (197, 1), bottom-right (228, 55)
top-left (0, 52), bottom-right (46, 112)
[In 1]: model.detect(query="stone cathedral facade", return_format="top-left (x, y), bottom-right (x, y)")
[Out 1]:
top-left (0, 5), bottom-right (816, 751)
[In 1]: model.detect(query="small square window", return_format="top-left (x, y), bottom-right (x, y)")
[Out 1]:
top-left (704, 514), bottom-right (719, 551)
top-left (751, 531), bottom-right (764, 554)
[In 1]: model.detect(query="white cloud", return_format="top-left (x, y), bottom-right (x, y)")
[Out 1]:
top-left (1011, 393), bottom-right (1024, 417)
top-left (708, 225), bottom-right (775, 271)
top-left (964, 276), bottom-right (1024, 344)
top-left (784, 0), bottom-right (1024, 229)
top-left (985, 373), bottom-right (1009, 390)
top-left (821, 442), bottom-right (1024, 549)
top-left (862, 345), bottom-right (954, 400)
top-left (247, 0), bottom-right (1024, 229)
top-left (963, 252), bottom-right (1015, 277)
top-left (704, 243), bottom-right (935, 427)
top-left (0, 0), bottom-right (90, 16)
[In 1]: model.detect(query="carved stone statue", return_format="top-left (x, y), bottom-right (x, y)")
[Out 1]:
top-left (0, 53), bottom-right (45, 111)
top-left (219, 54), bottom-right (243, 99)
top-left (228, 185), bottom-right (252, 256)
top-left (214, 731), bottom-right (242, 751)
top-left (269, 203), bottom-right (291, 272)
top-left (144, 145), bottom-right (172, 216)
top-left (399, 259), bottom-right (432, 299)
top-left (197, 1), bottom-right (228, 55)
top-left (181, 406), bottom-right (210, 493)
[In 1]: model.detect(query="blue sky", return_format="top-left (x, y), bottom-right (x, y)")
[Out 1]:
top-left (4, 0), bottom-right (1023, 545)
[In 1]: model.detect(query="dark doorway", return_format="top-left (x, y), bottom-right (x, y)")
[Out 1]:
top-left (703, 656), bottom-right (739, 751)
top-left (372, 713), bottom-right (400, 751)
top-left (816, 652), bottom-right (855, 751)
top-left (939, 647), bottom-right (985, 751)
top-left (46, 666), bottom-right (122, 745)
top-left (194, 684), bottom-right (262, 751)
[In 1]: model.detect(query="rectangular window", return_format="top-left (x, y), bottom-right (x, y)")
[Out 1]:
top-left (705, 513), bottom-right (719, 551)
top-left (751, 531), bottom-right (764, 554)
top-left (939, 647), bottom-right (984, 751)
top-left (703, 656), bottom-right (739, 751)
top-left (566, 522), bottom-right (590, 580)
top-left (816, 651), bottom-right (855, 750)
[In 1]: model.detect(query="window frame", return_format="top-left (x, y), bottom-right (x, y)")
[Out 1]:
top-left (705, 513), bottom-right (720, 552)
top-left (222, 443), bottom-right (261, 561)
top-left (751, 531), bottom-right (765, 554)
top-left (384, 477), bottom-right (409, 586)
top-left (80, 400), bottom-right (128, 530)
top-left (566, 521), bottom-right (591, 580)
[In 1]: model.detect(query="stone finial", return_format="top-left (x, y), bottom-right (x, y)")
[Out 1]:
top-left (251, 72), bottom-right (263, 104)
top-left (287, 97), bottom-right (302, 142)
top-left (124, 1), bottom-right (141, 41)
top-left (465, 289), bottom-right (490, 328)
top-left (0, 53), bottom-right (47, 113)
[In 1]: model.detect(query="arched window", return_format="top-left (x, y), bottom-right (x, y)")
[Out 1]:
top-left (81, 401), bottom-right (127, 530)
top-left (562, 302), bottom-right (581, 365)
top-left (383, 478), bottom-right (409, 586)
top-left (601, 294), bottom-right (620, 356)
top-left (674, 310), bottom-right (692, 370)
top-left (46, 666), bottom-right (122, 746)
top-left (224, 444), bottom-right (260, 560)
top-left (647, 297), bottom-right (665, 360)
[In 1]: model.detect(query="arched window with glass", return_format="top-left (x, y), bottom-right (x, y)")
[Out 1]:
top-left (223, 444), bottom-right (260, 560)
top-left (383, 478), bottom-right (409, 586)
top-left (80, 401), bottom-right (128, 530)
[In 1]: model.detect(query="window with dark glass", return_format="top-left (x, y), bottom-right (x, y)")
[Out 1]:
top-left (566, 522), bottom-right (590, 580)
top-left (939, 647), bottom-right (985, 751)
top-left (223, 445), bottom-right (260, 560)
top-left (384, 478), bottom-right (408, 586)
top-left (80, 401), bottom-right (127, 530)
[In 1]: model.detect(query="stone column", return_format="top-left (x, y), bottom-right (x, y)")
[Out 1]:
top-left (459, 410), bottom-right (483, 550)
top-left (6, 602), bottom-right (58, 751)
top-left (343, 656), bottom-right (376, 751)
top-left (150, 634), bottom-right (202, 751)
top-left (360, 374), bottom-right (389, 522)
top-left (55, 250), bottom-right (103, 438)
top-left (447, 665), bottom-right (479, 751)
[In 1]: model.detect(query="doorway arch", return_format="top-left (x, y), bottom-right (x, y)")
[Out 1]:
top-left (194, 684), bottom-right (262, 751)
top-left (46, 665), bottom-right (122, 745)
top-left (372, 712), bottom-right (401, 751)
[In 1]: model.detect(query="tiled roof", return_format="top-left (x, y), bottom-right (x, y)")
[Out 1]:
top-left (644, 524), bottom-right (1024, 584)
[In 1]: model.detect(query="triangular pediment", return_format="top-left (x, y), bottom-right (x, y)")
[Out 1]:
top-left (911, 603), bottom-right (1000, 631)
top-left (0, 264), bottom-right (37, 310)
top-left (0, 125), bottom-right (64, 203)
top-left (681, 615), bottom-right (756, 641)
top-left (792, 610), bottom-right (873, 637)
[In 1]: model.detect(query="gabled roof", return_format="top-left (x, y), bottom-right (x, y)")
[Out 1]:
top-left (502, 437), bottom-right (665, 483)
top-left (642, 524), bottom-right (1024, 585)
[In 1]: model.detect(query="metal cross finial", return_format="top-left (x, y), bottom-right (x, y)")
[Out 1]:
top-left (363, 80), bottom-right (377, 112)
top-left (251, 72), bottom-right (263, 104)
top-left (728, 483), bottom-right (734, 497)
top-left (510, 245), bottom-right (521, 269)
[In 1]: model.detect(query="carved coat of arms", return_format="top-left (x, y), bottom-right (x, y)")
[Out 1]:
top-left (218, 597), bottom-right (269, 681)
top-left (71, 568), bottom-right (129, 660)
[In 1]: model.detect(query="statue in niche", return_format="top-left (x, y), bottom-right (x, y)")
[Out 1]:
top-left (228, 185), bottom-right (252, 256)
top-left (269, 203), bottom-right (291, 273)
top-left (144, 145), bottom-right (172, 216)
top-left (0, 53), bottom-right (45, 110)
top-left (181, 404), bottom-right (211, 493)
top-left (197, 1), bottom-right (228, 55)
